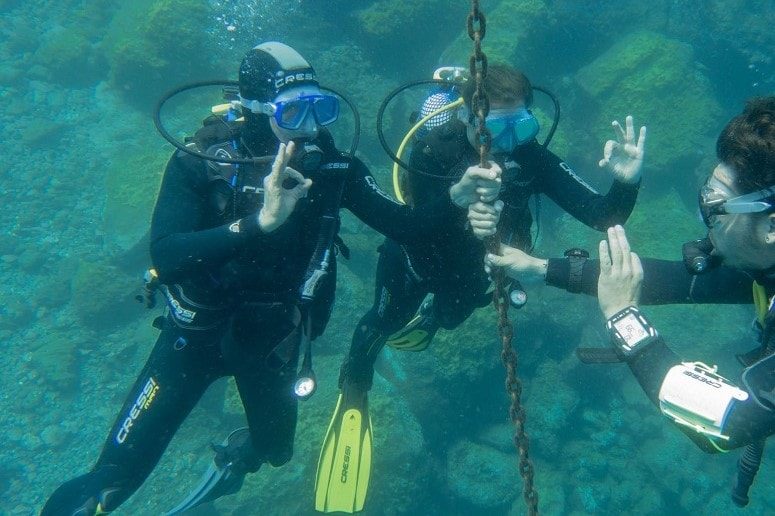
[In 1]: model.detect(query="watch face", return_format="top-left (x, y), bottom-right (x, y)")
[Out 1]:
top-left (565, 248), bottom-right (590, 258)
top-left (613, 313), bottom-right (650, 350)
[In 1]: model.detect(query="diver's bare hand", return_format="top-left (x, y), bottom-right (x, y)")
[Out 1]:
top-left (597, 225), bottom-right (643, 318)
top-left (599, 115), bottom-right (646, 184)
top-left (258, 141), bottom-right (313, 233)
top-left (468, 200), bottom-right (503, 239)
top-left (485, 244), bottom-right (547, 284)
top-left (450, 161), bottom-right (502, 208)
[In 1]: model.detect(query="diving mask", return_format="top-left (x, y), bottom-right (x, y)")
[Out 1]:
top-left (463, 106), bottom-right (539, 153)
top-left (485, 107), bottom-right (540, 153)
top-left (240, 93), bottom-right (339, 130)
top-left (698, 182), bottom-right (775, 228)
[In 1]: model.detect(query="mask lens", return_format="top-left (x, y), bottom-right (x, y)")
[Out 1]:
top-left (484, 117), bottom-right (508, 137)
top-left (482, 108), bottom-right (539, 152)
top-left (311, 95), bottom-right (339, 126)
top-left (276, 99), bottom-right (310, 130)
top-left (491, 125), bottom-right (516, 154)
top-left (698, 186), bottom-right (726, 228)
top-left (514, 114), bottom-right (540, 143)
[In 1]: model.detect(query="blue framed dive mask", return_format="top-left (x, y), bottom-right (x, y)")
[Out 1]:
top-left (240, 93), bottom-right (340, 130)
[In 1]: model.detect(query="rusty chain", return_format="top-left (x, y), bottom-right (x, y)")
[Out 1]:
top-left (467, 1), bottom-right (539, 514)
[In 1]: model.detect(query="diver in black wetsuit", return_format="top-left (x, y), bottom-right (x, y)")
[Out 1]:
top-left (313, 64), bottom-right (647, 513)
top-left (486, 96), bottom-right (775, 506)
top-left (347, 64), bottom-right (645, 373)
top-left (343, 64), bottom-right (646, 375)
top-left (40, 42), bottom-right (500, 516)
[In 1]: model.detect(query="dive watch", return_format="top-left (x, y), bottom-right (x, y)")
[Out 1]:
top-left (606, 306), bottom-right (658, 358)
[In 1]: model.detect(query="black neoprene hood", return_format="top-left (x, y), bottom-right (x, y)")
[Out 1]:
top-left (238, 41), bottom-right (318, 102)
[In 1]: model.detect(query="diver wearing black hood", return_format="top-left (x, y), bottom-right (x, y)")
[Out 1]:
top-left (40, 42), bottom-right (500, 516)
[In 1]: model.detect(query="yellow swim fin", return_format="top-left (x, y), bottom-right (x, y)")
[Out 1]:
top-left (314, 384), bottom-right (373, 513)
top-left (385, 300), bottom-right (439, 352)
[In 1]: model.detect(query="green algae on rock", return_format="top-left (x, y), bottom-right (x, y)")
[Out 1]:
top-left (575, 30), bottom-right (721, 184)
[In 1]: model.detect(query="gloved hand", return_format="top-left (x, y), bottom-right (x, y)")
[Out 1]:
top-left (449, 160), bottom-right (502, 208)
top-left (597, 225), bottom-right (643, 319)
top-left (467, 200), bottom-right (503, 239)
top-left (599, 115), bottom-right (646, 184)
top-left (485, 244), bottom-right (548, 284)
top-left (258, 141), bottom-right (313, 233)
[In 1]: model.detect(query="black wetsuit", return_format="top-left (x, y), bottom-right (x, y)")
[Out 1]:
top-left (546, 256), bottom-right (775, 450)
top-left (343, 121), bottom-right (639, 388)
top-left (41, 124), bottom-right (462, 515)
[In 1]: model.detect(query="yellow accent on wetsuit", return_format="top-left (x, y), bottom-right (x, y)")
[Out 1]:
top-left (752, 281), bottom-right (768, 326)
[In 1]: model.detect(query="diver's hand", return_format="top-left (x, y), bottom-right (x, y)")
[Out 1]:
top-left (599, 115), bottom-right (646, 184)
top-left (450, 161), bottom-right (502, 208)
top-left (485, 244), bottom-right (548, 284)
top-left (468, 200), bottom-right (503, 239)
top-left (258, 141), bottom-right (313, 233)
top-left (598, 225), bottom-right (643, 319)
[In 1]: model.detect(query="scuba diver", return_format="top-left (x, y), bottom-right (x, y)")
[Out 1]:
top-left (314, 63), bottom-right (647, 512)
top-left (484, 95), bottom-right (775, 507)
top-left (40, 42), bottom-right (500, 516)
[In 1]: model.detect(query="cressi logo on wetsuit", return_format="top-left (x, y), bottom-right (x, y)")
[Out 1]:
top-left (162, 286), bottom-right (197, 324)
top-left (115, 377), bottom-right (159, 444)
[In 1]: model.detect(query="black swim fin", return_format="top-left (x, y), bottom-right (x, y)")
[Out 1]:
top-left (165, 427), bottom-right (253, 515)
top-left (314, 383), bottom-right (372, 513)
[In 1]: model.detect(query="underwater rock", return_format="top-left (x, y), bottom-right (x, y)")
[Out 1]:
top-left (313, 44), bottom-right (399, 161)
top-left (439, 0), bottom-right (551, 69)
top-left (103, 0), bottom-right (219, 107)
top-left (103, 147), bottom-right (167, 251)
top-left (352, 0), bottom-right (469, 73)
top-left (33, 274), bottom-right (73, 309)
top-left (70, 259), bottom-right (141, 330)
top-left (0, 233), bottom-right (16, 256)
top-left (508, 466), bottom-right (567, 515)
top-left (525, 359), bottom-right (579, 431)
top-left (40, 424), bottom-right (70, 448)
top-left (478, 422), bottom-right (516, 453)
top-left (31, 26), bottom-right (106, 87)
top-left (447, 440), bottom-right (518, 509)
top-left (574, 30), bottom-right (721, 193)
top-left (15, 247), bottom-right (47, 273)
top-left (0, 299), bottom-right (35, 332)
top-left (29, 332), bottom-right (80, 393)
top-left (18, 119), bottom-right (69, 148)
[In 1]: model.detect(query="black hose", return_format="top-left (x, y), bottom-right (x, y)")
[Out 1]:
top-left (153, 80), bottom-right (361, 163)
top-left (376, 80), bottom-right (561, 180)
top-left (731, 438), bottom-right (765, 507)
top-left (730, 309), bottom-right (775, 506)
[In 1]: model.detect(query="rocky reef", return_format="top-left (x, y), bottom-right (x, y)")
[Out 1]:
top-left (2, 1), bottom-right (773, 514)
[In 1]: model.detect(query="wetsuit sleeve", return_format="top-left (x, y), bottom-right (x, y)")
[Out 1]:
top-left (546, 257), bottom-right (754, 304)
top-left (534, 146), bottom-right (639, 230)
top-left (341, 158), bottom-right (465, 244)
top-left (149, 152), bottom-right (264, 282)
top-left (625, 337), bottom-right (775, 451)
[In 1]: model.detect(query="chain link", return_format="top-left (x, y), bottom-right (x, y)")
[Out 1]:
top-left (468, 2), bottom-right (538, 514)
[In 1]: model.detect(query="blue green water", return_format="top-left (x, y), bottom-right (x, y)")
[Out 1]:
top-left (0, 0), bottom-right (773, 514)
